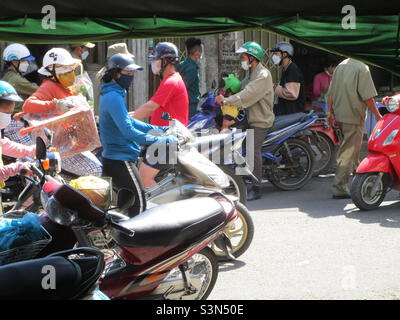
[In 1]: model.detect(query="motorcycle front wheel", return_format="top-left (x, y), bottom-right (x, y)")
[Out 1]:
top-left (266, 138), bottom-right (314, 191)
top-left (350, 172), bottom-right (388, 211)
top-left (218, 165), bottom-right (247, 205)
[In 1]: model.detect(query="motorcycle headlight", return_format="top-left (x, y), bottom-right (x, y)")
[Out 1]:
top-left (386, 98), bottom-right (399, 113)
top-left (383, 129), bottom-right (399, 146)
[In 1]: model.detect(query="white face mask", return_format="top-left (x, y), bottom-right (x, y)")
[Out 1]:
top-left (272, 55), bottom-right (281, 65)
top-left (241, 61), bottom-right (250, 71)
top-left (81, 51), bottom-right (89, 60)
top-left (151, 60), bottom-right (162, 75)
top-left (18, 61), bottom-right (30, 74)
top-left (0, 112), bottom-right (12, 129)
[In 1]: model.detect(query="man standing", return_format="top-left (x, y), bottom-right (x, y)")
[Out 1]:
top-left (270, 42), bottom-right (306, 116)
top-left (93, 43), bottom-right (135, 111)
top-left (215, 42), bottom-right (275, 201)
top-left (70, 42), bottom-right (96, 75)
top-left (177, 38), bottom-right (202, 118)
top-left (327, 58), bottom-right (382, 199)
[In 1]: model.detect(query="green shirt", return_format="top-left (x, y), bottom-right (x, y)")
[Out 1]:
top-left (177, 58), bottom-right (200, 116)
top-left (327, 58), bottom-right (377, 125)
top-left (1, 70), bottom-right (38, 112)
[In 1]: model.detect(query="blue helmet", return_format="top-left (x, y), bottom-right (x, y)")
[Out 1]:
top-left (107, 53), bottom-right (143, 71)
top-left (149, 42), bottom-right (179, 63)
top-left (0, 81), bottom-right (23, 102)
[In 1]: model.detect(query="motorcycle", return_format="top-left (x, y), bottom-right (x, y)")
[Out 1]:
top-left (141, 113), bottom-right (254, 259)
top-left (306, 113), bottom-right (341, 176)
top-left (260, 111), bottom-right (318, 191)
top-left (0, 247), bottom-right (108, 300)
top-left (350, 94), bottom-right (400, 210)
top-left (9, 147), bottom-right (238, 300)
top-left (188, 92), bottom-right (318, 191)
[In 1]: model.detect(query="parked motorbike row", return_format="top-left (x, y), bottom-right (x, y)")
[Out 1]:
top-left (0, 113), bottom-right (254, 300)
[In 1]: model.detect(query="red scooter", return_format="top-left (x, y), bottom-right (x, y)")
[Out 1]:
top-left (350, 94), bottom-right (400, 210)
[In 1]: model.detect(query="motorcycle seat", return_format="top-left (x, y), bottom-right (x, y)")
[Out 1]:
top-left (0, 248), bottom-right (104, 300)
top-left (0, 256), bottom-right (81, 300)
top-left (270, 112), bottom-right (309, 132)
top-left (112, 197), bottom-right (227, 248)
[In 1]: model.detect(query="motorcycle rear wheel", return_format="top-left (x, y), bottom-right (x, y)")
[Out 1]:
top-left (266, 138), bottom-right (314, 191)
top-left (309, 132), bottom-right (336, 176)
top-left (211, 202), bottom-right (254, 260)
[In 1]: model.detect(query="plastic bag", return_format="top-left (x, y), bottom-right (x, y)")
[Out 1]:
top-left (72, 72), bottom-right (94, 106)
top-left (70, 176), bottom-right (111, 210)
top-left (20, 95), bottom-right (101, 158)
top-left (0, 212), bottom-right (46, 251)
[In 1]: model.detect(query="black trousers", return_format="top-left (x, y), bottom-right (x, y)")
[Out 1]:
top-left (102, 157), bottom-right (146, 218)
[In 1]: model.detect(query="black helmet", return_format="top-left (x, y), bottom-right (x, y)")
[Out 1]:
top-left (149, 42), bottom-right (179, 63)
top-left (107, 53), bottom-right (143, 71)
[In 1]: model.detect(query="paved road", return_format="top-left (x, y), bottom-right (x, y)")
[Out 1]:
top-left (209, 174), bottom-right (400, 300)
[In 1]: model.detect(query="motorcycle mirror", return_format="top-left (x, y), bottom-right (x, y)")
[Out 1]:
top-left (44, 128), bottom-right (53, 145)
top-left (36, 137), bottom-right (47, 160)
top-left (117, 188), bottom-right (135, 212)
top-left (161, 112), bottom-right (171, 121)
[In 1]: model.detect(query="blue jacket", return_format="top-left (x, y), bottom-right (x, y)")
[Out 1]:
top-left (99, 82), bottom-right (162, 162)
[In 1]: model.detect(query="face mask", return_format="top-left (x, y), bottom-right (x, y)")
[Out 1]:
top-left (151, 60), bottom-right (162, 75)
top-left (57, 71), bottom-right (76, 88)
top-left (19, 61), bottom-right (30, 74)
top-left (0, 112), bottom-right (11, 129)
top-left (116, 74), bottom-right (134, 90)
top-left (241, 61), bottom-right (250, 71)
top-left (81, 51), bottom-right (89, 61)
top-left (272, 55), bottom-right (281, 65)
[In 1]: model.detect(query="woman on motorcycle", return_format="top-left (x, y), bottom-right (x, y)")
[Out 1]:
top-left (21, 48), bottom-right (102, 177)
top-left (0, 81), bottom-right (36, 213)
top-left (99, 53), bottom-right (178, 217)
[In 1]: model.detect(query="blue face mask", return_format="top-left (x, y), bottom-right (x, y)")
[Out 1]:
top-left (116, 74), bottom-right (134, 90)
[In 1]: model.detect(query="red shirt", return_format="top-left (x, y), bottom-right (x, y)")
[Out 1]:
top-left (150, 72), bottom-right (189, 126)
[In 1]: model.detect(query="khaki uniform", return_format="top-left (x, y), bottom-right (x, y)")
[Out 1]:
top-left (225, 63), bottom-right (275, 128)
top-left (225, 63), bottom-right (275, 185)
top-left (327, 58), bottom-right (377, 196)
top-left (1, 70), bottom-right (38, 112)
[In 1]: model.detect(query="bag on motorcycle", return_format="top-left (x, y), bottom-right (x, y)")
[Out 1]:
top-left (19, 96), bottom-right (101, 158)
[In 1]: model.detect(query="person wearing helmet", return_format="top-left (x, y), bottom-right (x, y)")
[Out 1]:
top-left (220, 74), bottom-right (245, 131)
top-left (70, 42), bottom-right (96, 76)
top-left (93, 43), bottom-right (135, 111)
top-left (22, 48), bottom-right (102, 177)
top-left (99, 53), bottom-right (178, 217)
top-left (215, 41), bottom-right (274, 201)
top-left (1, 43), bottom-right (39, 145)
top-left (177, 37), bottom-right (202, 118)
top-left (132, 42), bottom-right (188, 189)
top-left (132, 42), bottom-right (189, 127)
top-left (0, 81), bottom-right (36, 213)
top-left (270, 41), bottom-right (306, 116)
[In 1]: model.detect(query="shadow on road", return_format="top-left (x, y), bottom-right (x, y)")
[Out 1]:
top-left (218, 259), bottom-right (246, 273)
top-left (246, 174), bottom-right (400, 229)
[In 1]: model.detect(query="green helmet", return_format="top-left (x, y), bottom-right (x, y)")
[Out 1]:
top-left (223, 74), bottom-right (242, 94)
top-left (236, 42), bottom-right (264, 61)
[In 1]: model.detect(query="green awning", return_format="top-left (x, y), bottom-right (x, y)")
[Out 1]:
top-left (0, 1), bottom-right (399, 76)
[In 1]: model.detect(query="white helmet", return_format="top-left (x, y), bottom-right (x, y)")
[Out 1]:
top-left (38, 48), bottom-right (80, 76)
top-left (3, 43), bottom-right (35, 62)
